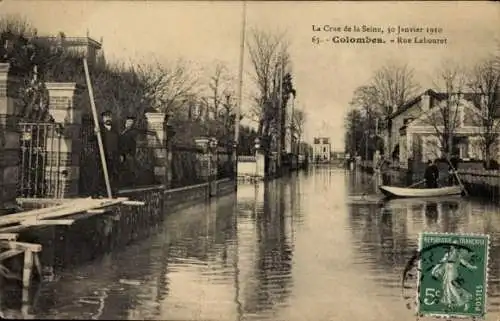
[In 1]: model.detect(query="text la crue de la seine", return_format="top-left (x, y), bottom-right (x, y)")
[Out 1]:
top-left (311, 24), bottom-right (447, 45)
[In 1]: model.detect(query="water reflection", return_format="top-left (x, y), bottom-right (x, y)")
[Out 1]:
top-left (347, 172), bottom-right (500, 319)
top-left (234, 180), bottom-right (296, 320)
top-left (0, 178), bottom-right (300, 320)
top-left (4, 168), bottom-right (500, 320)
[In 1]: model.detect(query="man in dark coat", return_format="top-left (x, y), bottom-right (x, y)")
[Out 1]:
top-left (119, 115), bottom-right (139, 187)
top-left (95, 110), bottom-right (120, 196)
top-left (424, 159), bottom-right (439, 188)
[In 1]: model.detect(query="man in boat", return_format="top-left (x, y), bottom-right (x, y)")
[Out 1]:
top-left (119, 115), bottom-right (139, 187)
top-left (93, 110), bottom-right (120, 197)
top-left (424, 159), bottom-right (439, 188)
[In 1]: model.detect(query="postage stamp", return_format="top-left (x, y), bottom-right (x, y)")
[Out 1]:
top-left (416, 232), bottom-right (490, 319)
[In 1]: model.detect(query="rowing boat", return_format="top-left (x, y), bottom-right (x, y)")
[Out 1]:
top-left (378, 185), bottom-right (462, 198)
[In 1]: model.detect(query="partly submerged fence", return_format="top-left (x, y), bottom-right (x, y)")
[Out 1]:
top-left (217, 146), bottom-right (235, 180)
top-left (18, 122), bottom-right (65, 198)
top-left (18, 117), bottom-right (235, 198)
top-left (78, 117), bottom-right (158, 197)
top-left (170, 144), bottom-right (205, 189)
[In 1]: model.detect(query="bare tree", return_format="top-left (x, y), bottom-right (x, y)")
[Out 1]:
top-left (468, 56), bottom-right (500, 167)
top-left (372, 63), bottom-right (421, 116)
top-left (350, 64), bottom-right (420, 157)
top-left (200, 62), bottom-right (235, 120)
top-left (0, 14), bottom-right (36, 38)
top-left (422, 60), bottom-right (468, 159)
top-left (136, 58), bottom-right (199, 117)
top-left (247, 28), bottom-right (290, 151)
top-left (292, 108), bottom-right (306, 152)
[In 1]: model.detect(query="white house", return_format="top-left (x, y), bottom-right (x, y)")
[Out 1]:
top-left (387, 89), bottom-right (500, 169)
top-left (313, 137), bottom-right (331, 163)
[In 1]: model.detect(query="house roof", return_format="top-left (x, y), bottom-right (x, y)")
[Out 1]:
top-left (388, 89), bottom-right (485, 120)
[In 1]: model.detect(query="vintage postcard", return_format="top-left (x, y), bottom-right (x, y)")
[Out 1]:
top-left (0, 1), bottom-right (499, 320)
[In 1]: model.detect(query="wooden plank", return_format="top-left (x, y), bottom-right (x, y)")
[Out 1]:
top-left (16, 198), bottom-right (72, 205)
top-left (0, 249), bottom-right (24, 261)
top-left (87, 209), bottom-right (106, 214)
top-left (33, 253), bottom-right (42, 277)
top-left (122, 200), bottom-right (146, 206)
top-left (0, 197), bottom-right (93, 227)
top-left (21, 219), bottom-right (75, 227)
top-left (0, 197), bottom-right (129, 233)
top-left (23, 250), bottom-right (33, 290)
top-left (0, 241), bottom-right (42, 253)
top-left (0, 233), bottom-right (18, 241)
top-left (0, 197), bottom-right (126, 228)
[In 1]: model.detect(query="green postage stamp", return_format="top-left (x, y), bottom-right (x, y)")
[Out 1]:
top-left (417, 232), bottom-right (490, 319)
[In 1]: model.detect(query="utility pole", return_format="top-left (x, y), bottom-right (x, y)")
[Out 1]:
top-left (233, 0), bottom-right (246, 183)
top-left (277, 56), bottom-right (284, 175)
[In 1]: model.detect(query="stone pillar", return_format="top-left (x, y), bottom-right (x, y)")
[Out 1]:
top-left (254, 138), bottom-right (265, 179)
top-left (208, 138), bottom-right (218, 197)
top-left (194, 137), bottom-right (218, 197)
top-left (45, 83), bottom-right (84, 197)
top-left (165, 124), bottom-right (174, 189)
top-left (0, 63), bottom-right (21, 211)
top-left (145, 112), bottom-right (168, 186)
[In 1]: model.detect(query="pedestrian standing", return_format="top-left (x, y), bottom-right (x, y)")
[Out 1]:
top-left (119, 115), bottom-right (139, 187)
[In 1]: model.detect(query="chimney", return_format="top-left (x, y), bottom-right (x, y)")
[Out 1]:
top-left (421, 92), bottom-right (430, 111)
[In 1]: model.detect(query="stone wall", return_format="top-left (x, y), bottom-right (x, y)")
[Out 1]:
top-left (216, 178), bottom-right (236, 196)
top-left (0, 63), bottom-right (20, 212)
top-left (19, 180), bottom-right (235, 272)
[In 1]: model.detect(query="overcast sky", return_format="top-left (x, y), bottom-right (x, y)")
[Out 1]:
top-left (1, 1), bottom-right (498, 150)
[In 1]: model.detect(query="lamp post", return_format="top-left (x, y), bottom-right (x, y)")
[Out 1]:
top-left (208, 137), bottom-right (218, 197)
top-left (254, 137), bottom-right (261, 179)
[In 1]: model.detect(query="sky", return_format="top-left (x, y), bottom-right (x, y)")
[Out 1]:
top-left (1, 1), bottom-right (499, 151)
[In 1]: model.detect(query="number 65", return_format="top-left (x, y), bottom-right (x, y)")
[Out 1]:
top-left (423, 288), bottom-right (440, 305)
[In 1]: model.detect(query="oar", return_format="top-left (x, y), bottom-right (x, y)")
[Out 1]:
top-left (83, 58), bottom-right (113, 199)
top-left (408, 179), bottom-right (426, 188)
top-left (445, 158), bottom-right (468, 197)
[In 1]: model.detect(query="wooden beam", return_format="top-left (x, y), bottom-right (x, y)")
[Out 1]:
top-left (122, 200), bottom-right (146, 206)
top-left (16, 198), bottom-right (70, 205)
top-left (0, 249), bottom-right (24, 261)
top-left (23, 250), bottom-right (33, 290)
top-left (0, 197), bottom-right (126, 229)
top-left (0, 241), bottom-right (42, 253)
top-left (0, 233), bottom-right (18, 241)
top-left (87, 209), bottom-right (106, 214)
top-left (0, 197), bottom-right (130, 233)
top-left (33, 253), bottom-right (42, 277)
top-left (21, 219), bottom-right (75, 227)
top-left (0, 197), bottom-right (92, 227)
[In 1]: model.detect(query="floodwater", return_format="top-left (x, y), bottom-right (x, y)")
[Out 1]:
top-left (3, 167), bottom-right (500, 320)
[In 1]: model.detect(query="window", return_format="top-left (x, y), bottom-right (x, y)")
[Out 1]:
top-left (323, 147), bottom-right (327, 153)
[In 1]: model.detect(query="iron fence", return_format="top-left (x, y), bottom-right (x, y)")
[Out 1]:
top-left (79, 118), bottom-right (158, 196)
top-left (217, 148), bottom-right (235, 180)
top-left (79, 118), bottom-right (101, 196)
top-left (19, 122), bottom-right (65, 198)
top-left (170, 145), bottom-right (205, 188)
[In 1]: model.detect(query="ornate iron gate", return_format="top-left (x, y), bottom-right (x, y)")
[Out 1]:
top-left (18, 122), bottom-right (64, 198)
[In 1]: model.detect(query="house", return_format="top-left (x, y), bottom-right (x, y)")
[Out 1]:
top-left (312, 137), bottom-right (331, 163)
top-left (386, 89), bottom-right (500, 170)
top-left (36, 31), bottom-right (105, 66)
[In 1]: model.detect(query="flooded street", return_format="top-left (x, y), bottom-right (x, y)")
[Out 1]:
top-left (5, 166), bottom-right (500, 320)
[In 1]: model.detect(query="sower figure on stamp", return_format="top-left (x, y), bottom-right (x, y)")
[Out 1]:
top-left (119, 115), bottom-right (139, 187)
top-left (431, 240), bottom-right (477, 311)
top-left (94, 110), bottom-right (121, 197)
